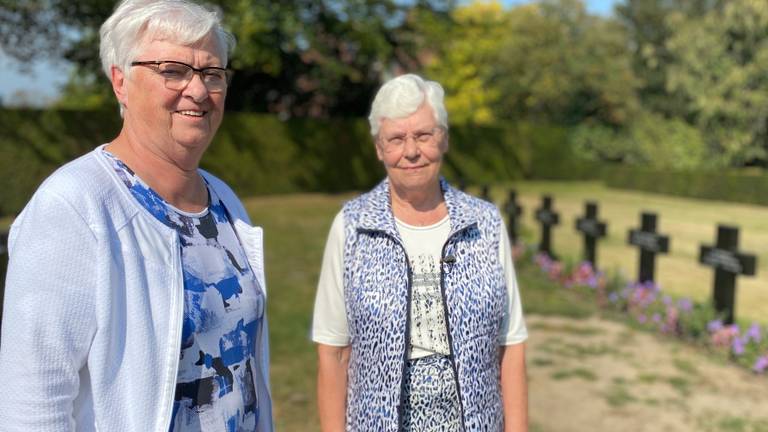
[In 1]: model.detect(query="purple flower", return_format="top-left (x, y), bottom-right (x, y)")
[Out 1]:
top-left (642, 280), bottom-right (660, 292)
top-left (608, 292), bottom-right (619, 303)
top-left (652, 313), bottom-right (661, 323)
top-left (708, 320), bottom-right (724, 333)
top-left (747, 323), bottom-right (762, 343)
top-left (753, 356), bottom-right (768, 373)
top-left (732, 337), bottom-right (746, 356)
top-left (677, 298), bottom-right (693, 313)
top-left (637, 314), bottom-right (647, 324)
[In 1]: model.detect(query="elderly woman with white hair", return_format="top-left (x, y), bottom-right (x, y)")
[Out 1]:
top-left (0, 1), bottom-right (272, 431)
top-left (312, 74), bottom-right (529, 431)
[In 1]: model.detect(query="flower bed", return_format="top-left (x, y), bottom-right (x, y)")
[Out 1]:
top-left (520, 245), bottom-right (768, 374)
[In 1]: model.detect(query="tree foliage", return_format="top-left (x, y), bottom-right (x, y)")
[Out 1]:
top-left (423, 1), bottom-right (507, 125)
top-left (615, 0), bottom-right (719, 116)
top-left (5, 0), bottom-right (768, 169)
top-left (219, 0), bottom-right (454, 116)
top-left (666, 0), bottom-right (768, 165)
top-left (424, 0), bottom-right (638, 129)
top-left (496, 0), bottom-right (638, 127)
top-left (572, 112), bottom-right (706, 169)
top-left (0, 0), bottom-right (454, 117)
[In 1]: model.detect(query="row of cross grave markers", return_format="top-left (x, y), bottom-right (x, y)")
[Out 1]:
top-left (499, 190), bottom-right (758, 325)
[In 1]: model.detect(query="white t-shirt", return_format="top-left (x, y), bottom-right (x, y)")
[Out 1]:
top-left (312, 211), bottom-right (528, 359)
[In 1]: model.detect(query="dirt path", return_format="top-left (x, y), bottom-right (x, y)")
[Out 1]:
top-left (527, 314), bottom-right (768, 432)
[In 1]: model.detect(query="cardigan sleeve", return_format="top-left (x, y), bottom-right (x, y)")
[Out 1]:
top-left (0, 189), bottom-right (98, 431)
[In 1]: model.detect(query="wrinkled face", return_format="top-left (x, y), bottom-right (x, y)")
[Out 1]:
top-left (113, 36), bottom-right (226, 167)
top-left (375, 103), bottom-right (448, 194)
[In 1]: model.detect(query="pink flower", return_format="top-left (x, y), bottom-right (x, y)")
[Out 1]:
top-left (711, 324), bottom-right (740, 348)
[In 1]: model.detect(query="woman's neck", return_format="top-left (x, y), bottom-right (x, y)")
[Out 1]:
top-left (390, 180), bottom-right (447, 226)
top-left (106, 133), bottom-right (208, 213)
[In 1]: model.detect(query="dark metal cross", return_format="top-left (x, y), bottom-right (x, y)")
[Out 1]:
top-left (534, 195), bottom-right (559, 258)
top-left (575, 201), bottom-right (607, 268)
top-left (699, 225), bottom-right (757, 324)
top-left (0, 230), bottom-right (7, 329)
top-left (0, 230), bottom-right (7, 258)
top-left (480, 185), bottom-right (491, 202)
top-left (627, 212), bottom-right (670, 284)
top-left (503, 190), bottom-right (523, 245)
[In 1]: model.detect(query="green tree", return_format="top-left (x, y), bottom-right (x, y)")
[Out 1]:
top-left (0, 0), bottom-right (455, 117)
top-left (423, 1), bottom-right (508, 125)
top-left (493, 0), bottom-right (638, 127)
top-left (424, 0), bottom-right (639, 128)
top-left (572, 112), bottom-right (706, 168)
top-left (616, 0), bottom-right (719, 117)
top-left (220, 0), bottom-right (454, 116)
top-left (666, 0), bottom-right (768, 166)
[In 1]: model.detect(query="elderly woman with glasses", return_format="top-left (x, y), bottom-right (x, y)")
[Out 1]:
top-left (0, 1), bottom-right (272, 431)
top-left (312, 74), bottom-right (529, 431)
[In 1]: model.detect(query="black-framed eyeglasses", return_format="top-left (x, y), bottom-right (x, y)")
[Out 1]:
top-left (130, 60), bottom-right (233, 93)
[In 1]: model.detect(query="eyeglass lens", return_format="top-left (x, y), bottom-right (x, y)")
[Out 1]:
top-left (155, 62), bottom-right (230, 92)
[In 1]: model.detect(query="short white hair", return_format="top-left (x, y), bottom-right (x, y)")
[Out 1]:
top-left (368, 74), bottom-right (448, 137)
top-left (99, 0), bottom-right (236, 80)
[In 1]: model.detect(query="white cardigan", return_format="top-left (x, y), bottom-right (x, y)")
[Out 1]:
top-left (0, 146), bottom-right (273, 431)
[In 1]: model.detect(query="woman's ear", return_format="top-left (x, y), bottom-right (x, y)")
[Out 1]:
top-left (441, 130), bottom-right (450, 153)
top-left (111, 65), bottom-right (128, 107)
top-left (374, 137), bottom-right (385, 162)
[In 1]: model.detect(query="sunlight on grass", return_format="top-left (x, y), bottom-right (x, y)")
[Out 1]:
top-left (483, 181), bottom-right (768, 324)
top-left (244, 193), bottom-right (349, 432)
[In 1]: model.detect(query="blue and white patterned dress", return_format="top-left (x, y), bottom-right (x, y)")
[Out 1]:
top-left (104, 150), bottom-right (265, 432)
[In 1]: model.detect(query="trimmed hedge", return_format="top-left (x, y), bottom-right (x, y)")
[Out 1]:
top-left (0, 108), bottom-right (570, 216)
top-left (5, 108), bottom-right (768, 216)
top-left (0, 109), bottom-right (122, 216)
top-left (602, 165), bottom-right (768, 206)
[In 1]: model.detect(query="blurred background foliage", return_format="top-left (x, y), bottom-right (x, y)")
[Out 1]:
top-left (3, 0), bottom-right (768, 213)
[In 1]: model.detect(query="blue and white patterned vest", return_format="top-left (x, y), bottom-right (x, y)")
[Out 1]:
top-left (342, 178), bottom-right (506, 431)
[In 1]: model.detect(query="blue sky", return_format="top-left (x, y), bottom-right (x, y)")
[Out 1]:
top-left (0, 0), bottom-right (619, 106)
top-left (503, 0), bottom-right (617, 15)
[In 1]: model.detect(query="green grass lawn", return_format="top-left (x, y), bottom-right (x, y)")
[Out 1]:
top-left (245, 185), bottom-right (768, 431)
top-left (244, 193), bottom-right (349, 431)
top-left (482, 181), bottom-right (768, 324)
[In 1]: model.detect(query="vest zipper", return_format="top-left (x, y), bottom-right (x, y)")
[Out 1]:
top-left (439, 225), bottom-right (474, 431)
top-left (362, 223), bottom-right (473, 431)
top-left (397, 246), bottom-right (413, 431)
